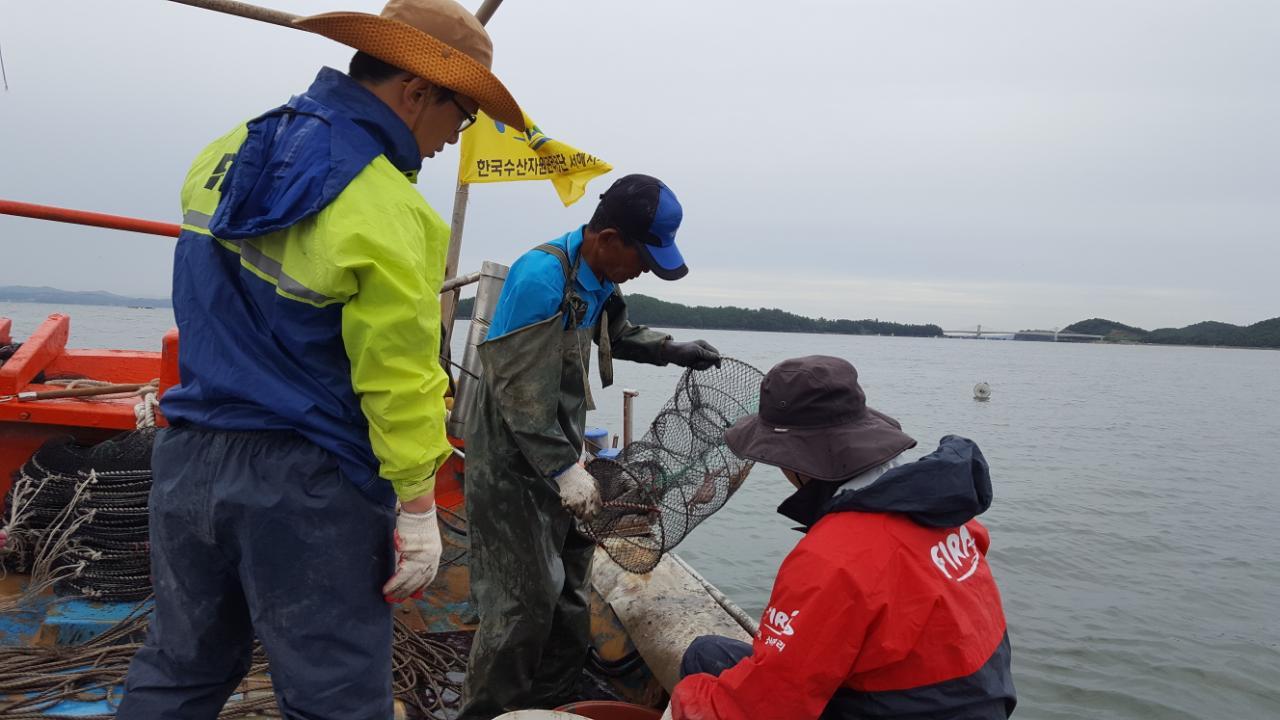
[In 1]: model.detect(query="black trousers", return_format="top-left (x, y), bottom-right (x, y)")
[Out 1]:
top-left (679, 635), bottom-right (863, 720)
top-left (117, 427), bottom-right (396, 720)
top-left (680, 634), bottom-right (753, 679)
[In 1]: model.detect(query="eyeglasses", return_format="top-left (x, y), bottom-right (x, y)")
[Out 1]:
top-left (448, 94), bottom-right (477, 132)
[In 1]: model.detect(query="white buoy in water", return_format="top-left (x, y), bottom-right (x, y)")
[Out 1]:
top-left (973, 382), bottom-right (992, 401)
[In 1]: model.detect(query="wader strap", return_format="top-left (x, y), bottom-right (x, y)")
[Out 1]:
top-left (534, 242), bottom-right (587, 327)
top-left (534, 242), bottom-right (572, 278)
top-left (533, 240), bottom-right (613, 389)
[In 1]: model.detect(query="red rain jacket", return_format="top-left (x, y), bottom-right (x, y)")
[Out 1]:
top-left (671, 436), bottom-right (1015, 720)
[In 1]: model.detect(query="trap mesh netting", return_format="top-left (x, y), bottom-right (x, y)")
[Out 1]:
top-left (582, 358), bottom-right (764, 574)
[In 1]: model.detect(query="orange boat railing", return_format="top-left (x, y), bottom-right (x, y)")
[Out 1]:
top-left (0, 199), bottom-right (180, 238)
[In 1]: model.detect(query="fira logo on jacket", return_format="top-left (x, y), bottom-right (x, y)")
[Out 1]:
top-left (931, 525), bottom-right (982, 581)
top-left (760, 607), bottom-right (800, 652)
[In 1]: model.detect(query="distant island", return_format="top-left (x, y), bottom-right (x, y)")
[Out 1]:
top-left (6, 286), bottom-right (1275, 349)
top-left (456, 293), bottom-right (944, 337)
top-left (1063, 317), bottom-right (1280, 349)
top-left (0, 286), bottom-right (171, 308)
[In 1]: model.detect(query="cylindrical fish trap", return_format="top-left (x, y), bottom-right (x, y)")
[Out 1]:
top-left (582, 358), bottom-right (763, 573)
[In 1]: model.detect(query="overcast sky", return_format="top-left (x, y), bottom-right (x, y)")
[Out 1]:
top-left (1, 0), bottom-right (1276, 330)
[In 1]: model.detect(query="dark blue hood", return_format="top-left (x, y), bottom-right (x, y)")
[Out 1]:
top-left (210, 67), bottom-right (422, 240)
top-left (779, 435), bottom-right (993, 529)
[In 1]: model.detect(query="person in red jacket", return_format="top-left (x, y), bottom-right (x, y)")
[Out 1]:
top-left (666, 355), bottom-right (1016, 720)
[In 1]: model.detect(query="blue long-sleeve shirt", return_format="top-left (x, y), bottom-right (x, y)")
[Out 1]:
top-left (487, 227), bottom-right (616, 339)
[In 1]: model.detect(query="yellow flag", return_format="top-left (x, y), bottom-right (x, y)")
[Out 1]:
top-left (458, 110), bottom-right (612, 206)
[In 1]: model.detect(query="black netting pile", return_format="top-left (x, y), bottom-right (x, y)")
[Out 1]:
top-left (2, 438), bottom-right (81, 575)
top-left (582, 358), bottom-right (763, 574)
top-left (3, 430), bottom-right (155, 601)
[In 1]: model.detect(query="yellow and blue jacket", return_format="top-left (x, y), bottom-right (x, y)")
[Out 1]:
top-left (161, 67), bottom-right (452, 507)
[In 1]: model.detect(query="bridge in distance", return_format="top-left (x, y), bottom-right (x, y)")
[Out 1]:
top-left (943, 325), bottom-right (1104, 342)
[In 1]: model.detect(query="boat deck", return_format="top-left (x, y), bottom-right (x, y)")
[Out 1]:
top-left (0, 530), bottom-right (649, 718)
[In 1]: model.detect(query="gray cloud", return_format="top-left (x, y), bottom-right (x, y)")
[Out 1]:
top-left (2, 0), bottom-right (1276, 330)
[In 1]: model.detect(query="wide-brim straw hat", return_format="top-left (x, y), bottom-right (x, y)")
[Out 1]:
top-left (295, 0), bottom-right (526, 131)
top-left (725, 355), bottom-right (917, 482)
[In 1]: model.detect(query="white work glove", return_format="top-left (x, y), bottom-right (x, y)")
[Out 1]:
top-left (580, 446), bottom-right (594, 465)
top-left (555, 463), bottom-right (602, 521)
top-left (661, 704), bottom-right (675, 720)
top-left (382, 506), bottom-right (443, 603)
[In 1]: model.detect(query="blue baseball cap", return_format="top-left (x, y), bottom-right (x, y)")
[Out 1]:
top-left (592, 174), bottom-right (687, 280)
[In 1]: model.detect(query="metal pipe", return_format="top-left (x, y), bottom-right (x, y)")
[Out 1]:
top-left (164, 0), bottom-right (298, 28)
top-left (446, 261), bottom-right (509, 439)
top-left (0, 200), bottom-right (180, 238)
top-left (440, 271), bottom-right (481, 294)
top-left (622, 389), bottom-right (639, 447)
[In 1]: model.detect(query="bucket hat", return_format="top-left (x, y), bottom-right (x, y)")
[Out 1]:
top-left (295, 0), bottom-right (526, 131)
top-left (725, 355), bottom-right (916, 482)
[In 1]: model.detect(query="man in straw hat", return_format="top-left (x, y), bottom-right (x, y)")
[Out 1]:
top-left (663, 356), bottom-right (1017, 720)
top-left (118, 1), bottom-right (523, 718)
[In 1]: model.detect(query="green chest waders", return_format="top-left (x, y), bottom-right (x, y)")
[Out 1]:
top-left (459, 242), bottom-right (610, 718)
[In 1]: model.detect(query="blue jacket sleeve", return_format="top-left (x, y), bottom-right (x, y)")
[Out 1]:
top-left (486, 252), bottom-right (564, 339)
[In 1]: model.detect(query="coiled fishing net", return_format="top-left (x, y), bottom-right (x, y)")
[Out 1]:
top-left (0, 602), bottom-right (470, 719)
top-left (582, 358), bottom-right (763, 574)
top-left (1, 429), bottom-right (155, 601)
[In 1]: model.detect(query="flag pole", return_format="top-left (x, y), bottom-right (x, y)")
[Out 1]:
top-left (442, 0), bottom-right (506, 350)
top-left (164, 0), bottom-right (299, 27)
top-left (440, 185), bottom-right (471, 350)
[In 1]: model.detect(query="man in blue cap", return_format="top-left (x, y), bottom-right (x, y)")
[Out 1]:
top-left (460, 174), bottom-right (720, 718)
